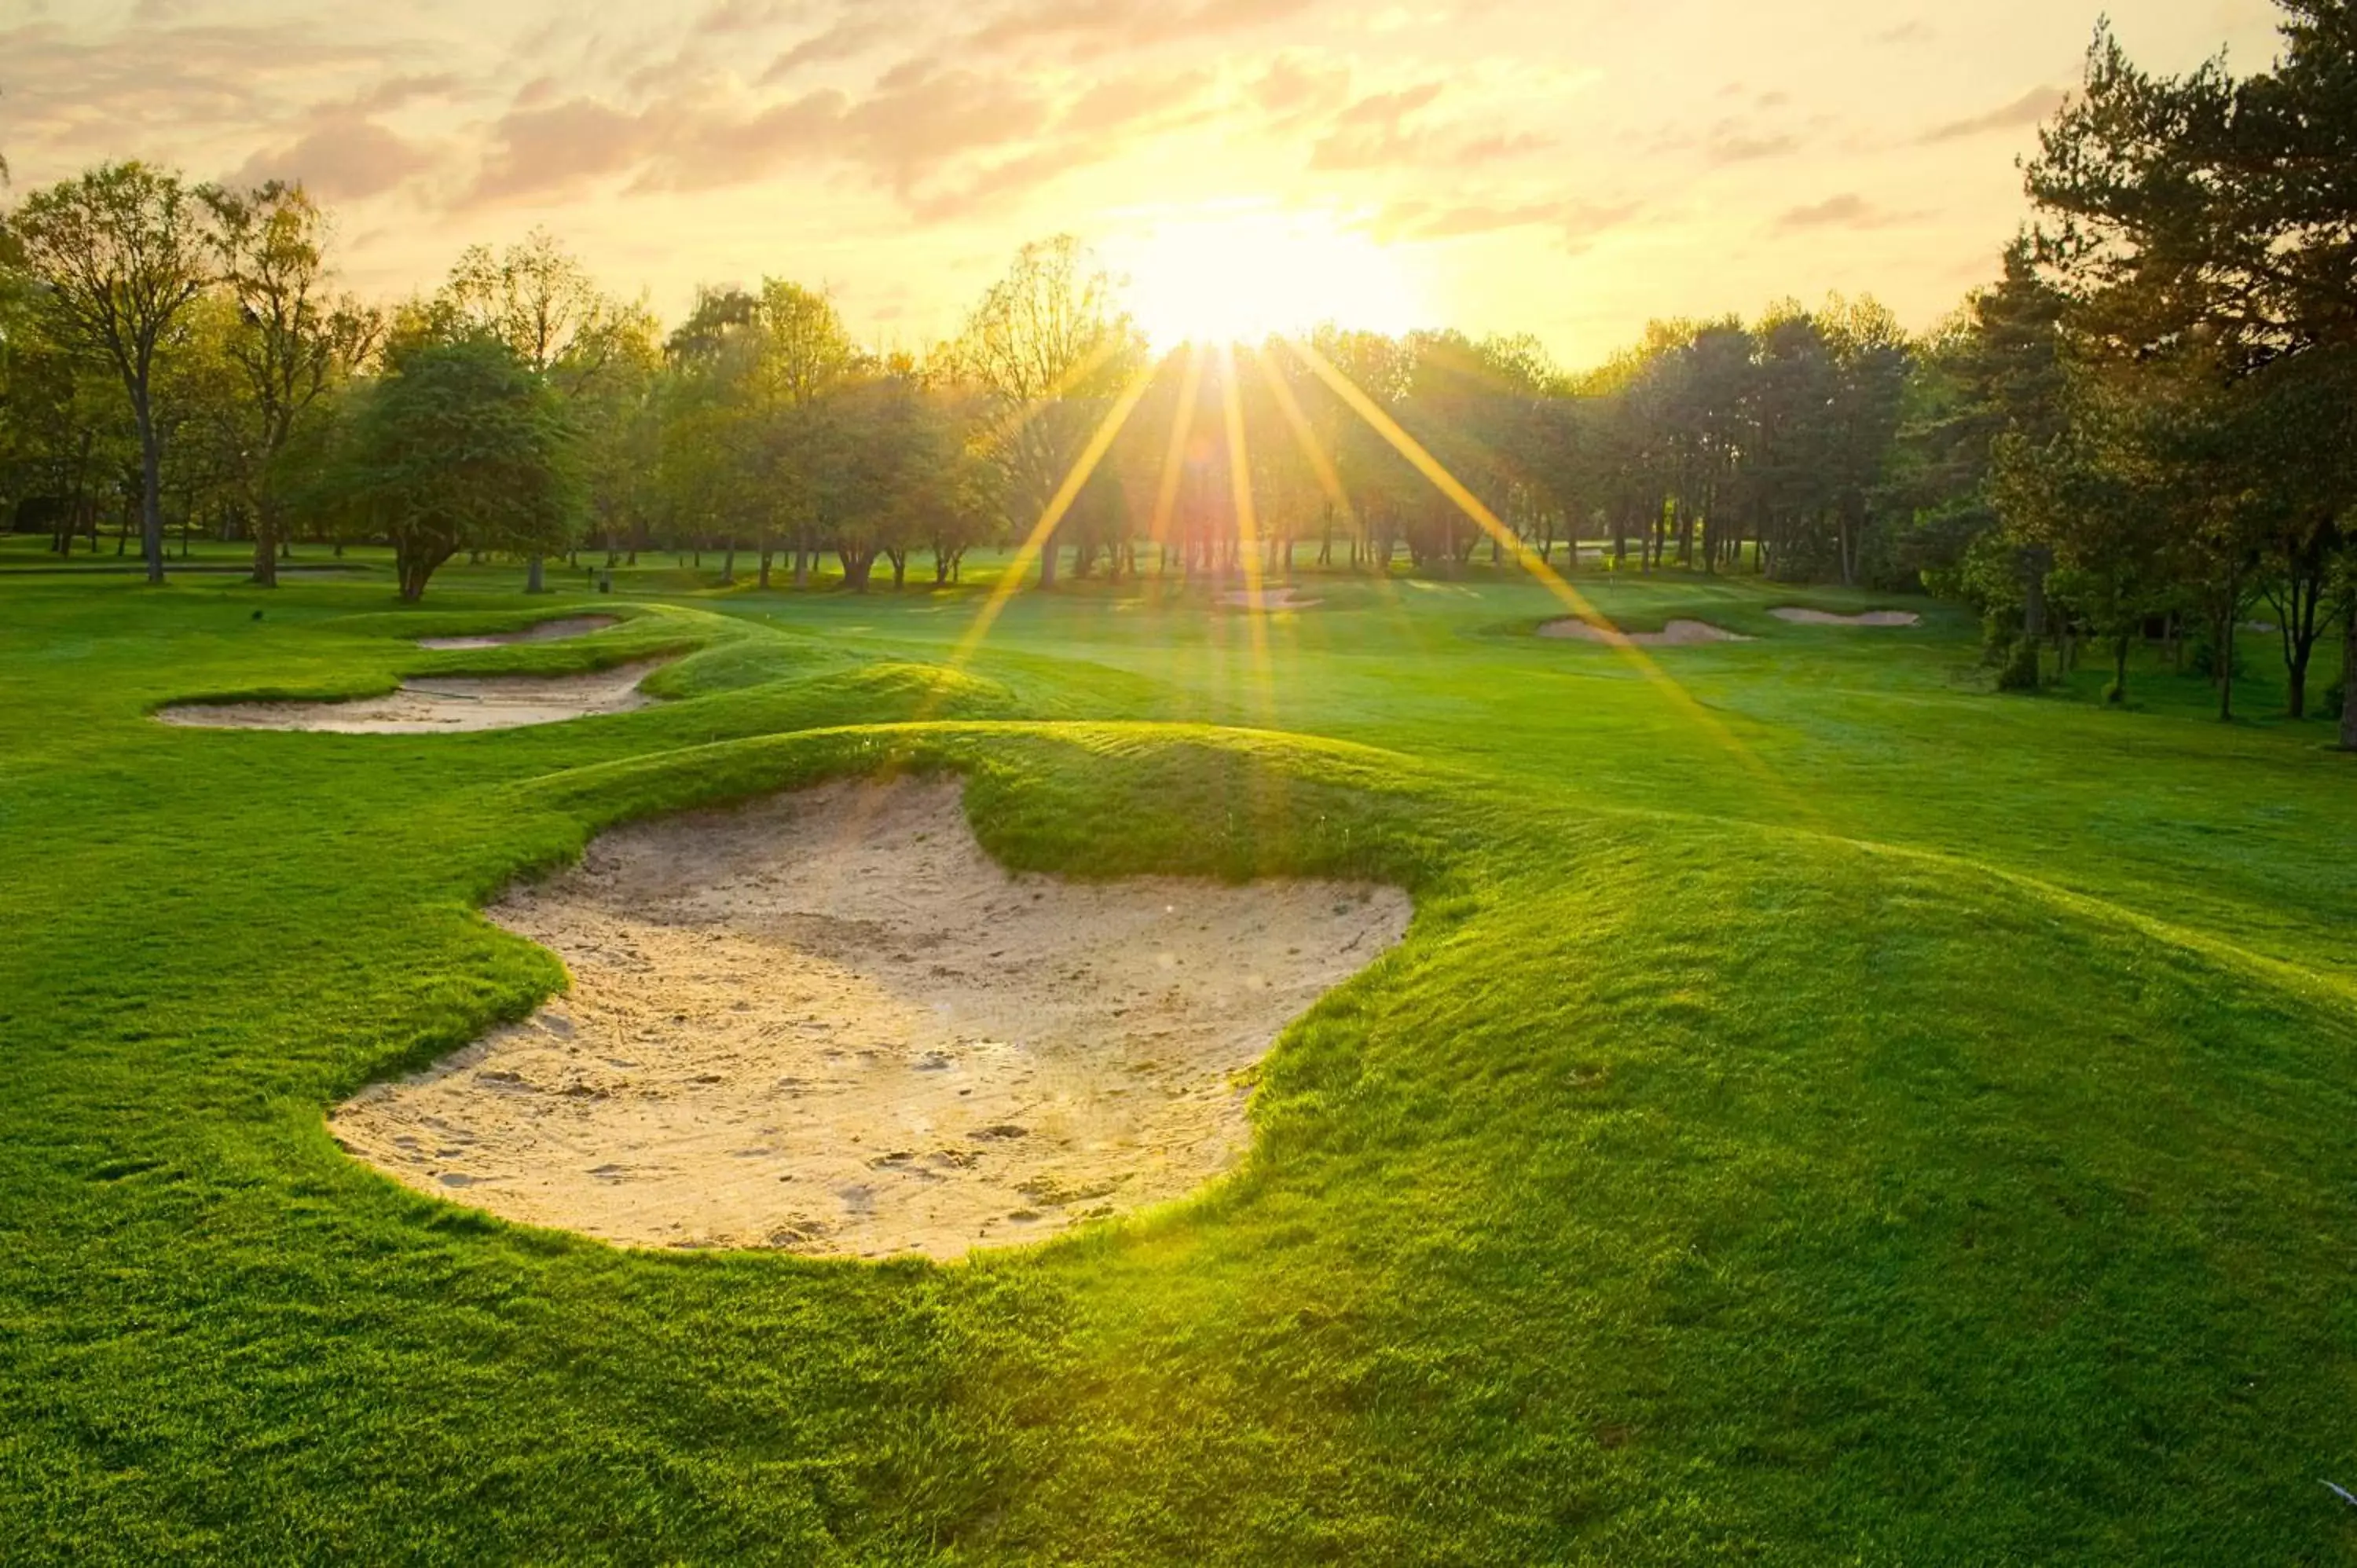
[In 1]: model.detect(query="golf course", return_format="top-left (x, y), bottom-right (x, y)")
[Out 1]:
top-left (5, 544), bottom-right (2355, 1562)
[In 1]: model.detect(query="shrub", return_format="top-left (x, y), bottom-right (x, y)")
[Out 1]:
top-left (2187, 638), bottom-right (2249, 682)
top-left (1997, 636), bottom-right (2042, 692)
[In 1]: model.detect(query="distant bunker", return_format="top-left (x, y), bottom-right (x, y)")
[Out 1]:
top-left (1770, 607), bottom-right (1921, 628)
top-left (1538, 617), bottom-right (1752, 647)
top-left (329, 778), bottom-right (1413, 1260)
top-left (416, 616), bottom-right (620, 650)
top-left (156, 661), bottom-right (667, 734)
top-left (1219, 587), bottom-right (1324, 611)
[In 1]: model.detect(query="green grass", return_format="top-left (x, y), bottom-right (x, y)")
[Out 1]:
top-left (2, 555), bottom-right (2354, 1563)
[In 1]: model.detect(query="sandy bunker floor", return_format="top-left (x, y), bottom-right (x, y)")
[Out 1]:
top-left (1219, 587), bottom-right (1323, 611)
top-left (416, 615), bottom-right (619, 650)
top-left (157, 661), bottom-right (665, 733)
top-left (1538, 617), bottom-right (1752, 647)
top-left (330, 778), bottom-right (1411, 1258)
top-left (1770, 607), bottom-right (1920, 627)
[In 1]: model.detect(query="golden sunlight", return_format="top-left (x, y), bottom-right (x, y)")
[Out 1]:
top-left (1109, 209), bottom-right (1424, 350)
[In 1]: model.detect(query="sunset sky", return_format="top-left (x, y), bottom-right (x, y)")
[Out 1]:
top-left (2, 0), bottom-right (2286, 366)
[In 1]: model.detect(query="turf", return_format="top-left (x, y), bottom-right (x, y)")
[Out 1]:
top-left (2, 550), bottom-right (2354, 1564)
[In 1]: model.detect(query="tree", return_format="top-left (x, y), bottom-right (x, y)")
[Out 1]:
top-left (1989, 364), bottom-right (2172, 702)
top-left (2027, 2), bottom-right (2357, 719)
top-left (206, 181), bottom-right (379, 586)
top-left (955, 236), bottom-right (1142, 588)
top-left (753, 280), bottom-right (857, 588)
top-left (1882, 244), bottom-right (2069, 610)
top-left (341, 334), bottom-right (579, 602)
top-left (440, 229), bottom-right (629, 589)
top-left (7, 163), bottom-right (216, 584)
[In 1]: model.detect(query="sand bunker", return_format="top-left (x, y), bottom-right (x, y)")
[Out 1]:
top-left (416, 616), bottom-right (618, 650)
top-left (1219, 587), bottom-right (1323, 611)
top-left (1538, 617), bottom-right (1752, 647)
top-left (329, 778), bottom-right (1411, 1258)
top-left (158, 661), bottom-right (665, 734)
top-left (1770, 607), bottom-right (1920, 628)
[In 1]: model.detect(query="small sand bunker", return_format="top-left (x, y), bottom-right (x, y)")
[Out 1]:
top-left (1538, 617), bottom-right (1751, 647)
top-left (329, 778), bottom-right (1411, 1258)
top-left (158, 661), bottom-right (665, 734)
top-left (416, 615), bottom-right (618, 650)
top-left (1219, 586), bottom-right (1323, 612)
top-left (1770, 607), bottom-right (1920, 628)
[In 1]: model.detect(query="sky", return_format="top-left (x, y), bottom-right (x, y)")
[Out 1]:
top-left (0, 0), bottom-right (2289, 368)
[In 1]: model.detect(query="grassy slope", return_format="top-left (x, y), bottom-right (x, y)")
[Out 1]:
top-left (1, 555), bottom-right (2353, 1564)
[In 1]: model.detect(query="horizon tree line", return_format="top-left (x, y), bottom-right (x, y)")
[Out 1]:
top-left (0, 0), bottom-right (2349, 738)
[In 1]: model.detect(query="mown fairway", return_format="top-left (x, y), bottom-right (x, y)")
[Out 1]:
top-left (4, 551), bottom-right (2355, 1564)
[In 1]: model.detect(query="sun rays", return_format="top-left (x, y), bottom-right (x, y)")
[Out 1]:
top-left (917, 321), bottom-right (1803, 821)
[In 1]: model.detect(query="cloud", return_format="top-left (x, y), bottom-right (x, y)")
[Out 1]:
top-left (348, 72), bottom-right (463, 116)
top-left (0, 18), bottom-right (417, 165)
top-left (232, 117), bottom-right (434, 201)
top-left (1250, 53), bottom-right (1352, 123)
top-left (694, 0), bottom-right (808, 35)
top-left (465, 51), bottom-right (1147, 218)
top-left (1772, 193), bottom-right (1917, 232)
top-left (1308, 81), bottom-right (1445, 170)
top-left (1919, 86), bottom-right (2068, 143)
top-left (1872, 20), bottom-right (1933, 45)
top-left (469, 97), bottom-right (663, 204)
top-left (967, 0), bottom-right (1322, 57)
top-left (1058, 69), bottom-right (1212, 137)
top-left (760, 14), bottom-right (898, 80)
top-left (1704, 130), bottom-right (1798, 164)
top-left (1372, 196), bottom-right (1639, 244)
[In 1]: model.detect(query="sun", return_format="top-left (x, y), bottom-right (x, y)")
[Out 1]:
top-left (1110, 208), bottom-right (1424, 350)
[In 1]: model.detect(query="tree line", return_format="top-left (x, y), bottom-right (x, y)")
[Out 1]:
top-left (0, 0), bottom-right (2348, 736)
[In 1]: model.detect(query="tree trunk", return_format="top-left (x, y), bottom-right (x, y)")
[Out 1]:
top-left (2342, 595), bottom-right (2357, 751)
top-left (251, 496), bottom-right (280, 587)
top-left (2218, 611), bottom-right (2236, 723)
top-left (1037, 537), bottom-right (1059, 588)
top-left (758, 551), bottom-right (773, 588)
top-left (526, 555), bottom-right (545, 594)
top-left (134, 393), bottom-right (165, 584)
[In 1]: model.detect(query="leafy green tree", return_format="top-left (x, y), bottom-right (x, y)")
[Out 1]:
top-left (439, 229), bottom-right (632, 590)
top-left (955, 236), bottom-right (1142, 588)
top-left (1989, 367), bottom-right (2172, 702)
top-left (7, 162), bottom-right (217, 584)
top-left (206, 181), bottom-right (380, 585)
top-left (341, 334), bottom-right (579, 602)
top-left (1881, 244), bottom-right (2069, 607)
top-left (2027, 2), bottom-right (2357, 718)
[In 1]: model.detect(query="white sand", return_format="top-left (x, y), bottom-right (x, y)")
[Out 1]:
top-left (1219, 587), bottom-right (1323, 611)
top-left (157, 661), bottom-right (665, 733)
top-left (416, 616), bottom-right (619, 650)
top-left (330, 778), bottom-right (1412, 1259)
top-left (1538, 617), bottom-right (1752, 647)
top-left (1769, 608), bottom-right (1921, 628)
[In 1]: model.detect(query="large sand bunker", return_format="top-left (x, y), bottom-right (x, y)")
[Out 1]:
top-left (1219, 587), bottom-right (1323, 611)
top-left (1770, 607), bottom-right (1920, 628)
top-left (416, 615), bottom-right (618, 650)
top-left (1538, 617), bottom-right (1751, 647)
top-left (330, 778), bottom-right (1411, 1258)
top-left (157, 661), bottom-right (665, 734)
